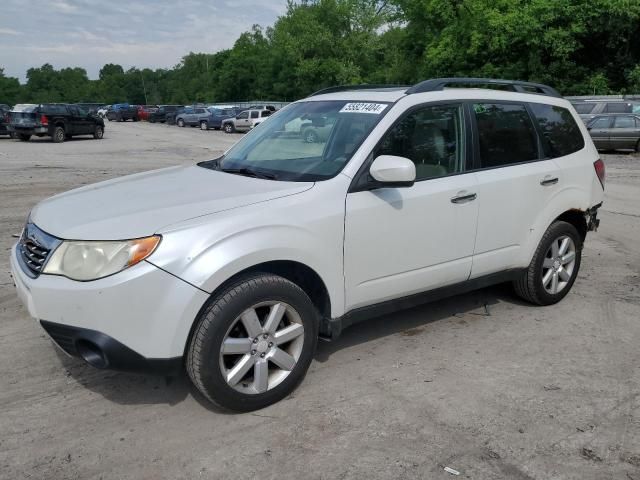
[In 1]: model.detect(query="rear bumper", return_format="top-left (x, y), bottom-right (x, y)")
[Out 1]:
top-left (40, 320), bottom-right (182, 375)
top-left (8, 125), bottom-right (48, 134)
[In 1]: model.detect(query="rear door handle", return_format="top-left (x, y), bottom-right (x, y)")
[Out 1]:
top-left (540, 176), bottom-right (559, 186)
top-left (451, 192), bottom-right (477, 204)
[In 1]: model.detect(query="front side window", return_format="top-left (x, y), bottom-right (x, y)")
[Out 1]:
top-left (474, 103), bottom-right (538, 168)
top-left (375, 104), bottom-right (465, 180)
top-left (200, 100), bottom-right (389, 181)
top-left (613, 116), bottom-right (636, 128)
top-left (589, 117), bottom-right (611, 129)
top-left (529, 103), bottom-right (584, 158)
top-left (237, 111), bottom-right (249, 119)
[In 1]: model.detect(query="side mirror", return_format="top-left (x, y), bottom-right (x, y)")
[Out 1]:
top-left (369, 155), bottom-right (416, 188)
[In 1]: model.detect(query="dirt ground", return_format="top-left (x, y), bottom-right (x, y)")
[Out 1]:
top-left (0, 122), bottom-right (639, 480)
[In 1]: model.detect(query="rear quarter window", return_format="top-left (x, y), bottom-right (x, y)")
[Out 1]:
top-left (605, 103), bottom-right (631, 113)
top-left (529, 103), bottom-right (585, 158)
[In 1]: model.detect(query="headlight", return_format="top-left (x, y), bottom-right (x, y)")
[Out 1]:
top-left (43, 236), bottom-right (161, 281)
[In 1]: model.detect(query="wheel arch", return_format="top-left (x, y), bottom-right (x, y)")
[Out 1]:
top-left (554, 209), bottom-right (588, 243)
top-left (182, 260), bottom-right (332, 357)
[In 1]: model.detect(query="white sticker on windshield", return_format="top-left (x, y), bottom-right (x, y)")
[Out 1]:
top-left (339, 103), bottom-right (387, 114)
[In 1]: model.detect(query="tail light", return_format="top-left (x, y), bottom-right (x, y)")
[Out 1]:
top-left (40, 114), bottom-right (49, 126)
top-left (593, 159), bottom-right (605, 189)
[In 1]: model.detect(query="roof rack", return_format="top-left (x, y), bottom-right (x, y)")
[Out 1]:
top-left (406, 77), bottom-right (561, 97)
top-left (309, 84), bottom-right (410, 97)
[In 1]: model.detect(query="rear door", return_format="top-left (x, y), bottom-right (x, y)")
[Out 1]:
top-left (610, 115), bottom-right (640, 150)
top-left (470, 101), bottom-right (560, 277)
top-left (587, 116), bottom-right (613, 150)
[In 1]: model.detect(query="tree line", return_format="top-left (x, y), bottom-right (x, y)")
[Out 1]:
top-left (1, 0), bottom-right (639, 107)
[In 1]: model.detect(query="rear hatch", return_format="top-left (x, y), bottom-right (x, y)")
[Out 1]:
top-left (9, 104), bottom-right (40, 128)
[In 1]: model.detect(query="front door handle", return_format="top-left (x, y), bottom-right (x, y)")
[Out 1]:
top-left (451, 192), bottom-right (477, 204)
top-left (540, 176), bottom-right (559, 186)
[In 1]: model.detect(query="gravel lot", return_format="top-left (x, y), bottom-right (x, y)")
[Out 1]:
top-left (1, 122), bottom-right (639, 480)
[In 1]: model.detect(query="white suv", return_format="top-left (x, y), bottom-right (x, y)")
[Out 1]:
top-left (10, 78), bottom-right (604, 411)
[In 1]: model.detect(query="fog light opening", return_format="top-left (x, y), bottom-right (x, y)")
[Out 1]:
top-left (76, 340), bottom-right (108, 369)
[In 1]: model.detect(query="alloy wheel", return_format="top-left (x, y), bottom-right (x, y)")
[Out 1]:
top-left (219, 301), bottom-right (305, 395)
top-left (541, 235), bottom-right (576, 294)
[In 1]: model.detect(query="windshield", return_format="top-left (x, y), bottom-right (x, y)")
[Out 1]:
top-left (201, 100), bottom-right (390, 181)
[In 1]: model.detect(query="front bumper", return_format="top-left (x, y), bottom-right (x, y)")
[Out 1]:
top-left (10, 244), bottom-right (209, 373)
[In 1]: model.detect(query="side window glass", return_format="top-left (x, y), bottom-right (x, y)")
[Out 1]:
top-left (474, 103), bottom-right (538, 167)
top-left (238, 112), bottom-right (248, 119)
top-left (375, 104), bottom-right (465, 181)
top-left (572, 103), bottom-right (595, 114)
top-left (605, 103), bottom-right (631, 113)
top-left (590, 117), bottom-right (610, 129)
top-left (613, 116), bottom-right (635, 128)
top-left (251, 111), bottom-right (259, 119)
top-left (529, 103), bottom-right (584, 158)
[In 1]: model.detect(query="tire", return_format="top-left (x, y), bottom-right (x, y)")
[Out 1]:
top-left (635, 139), bottom-right (640, 153)
top-left (186, 273), bottom-right (319, 412)
top-left (149, 119), bottom-right (155, 124)
top-left (223, 123), bottom-right (235, 134)
top-left (18, 133), bottom-right (31, 142)
top-left (133, 117), bottom-right (138, 122)
top-left (93, 125), bottom-right (104, 139)
top-left (303, 129), bottom-right (318, 143)
top-left (177, 118), bottom-right (185, 127)
top-left (52, 126), bottom-right (65, 143)
top-left (513, 220), bottom-right (582, 305)
top-left (10, 131), bottom-right (17, 139)
top-left (200, 121), bottom-right (208, 131)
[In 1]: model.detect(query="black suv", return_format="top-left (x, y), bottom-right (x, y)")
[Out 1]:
top-left (148, 105), bottom-right (183, 123)
top-left (0, 104), bottom-right (12, 137)
top-left (8, 104), bottom-right (105, 143)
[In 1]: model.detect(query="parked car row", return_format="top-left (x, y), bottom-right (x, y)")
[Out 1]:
top-left (2, 103), bottom-right (105, 142)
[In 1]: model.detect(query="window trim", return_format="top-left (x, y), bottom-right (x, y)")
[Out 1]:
top-left (348, 101), bottom-right (473, 193)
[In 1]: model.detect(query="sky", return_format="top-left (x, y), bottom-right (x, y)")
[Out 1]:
top-left (0, 0), bottom-right (287, 82)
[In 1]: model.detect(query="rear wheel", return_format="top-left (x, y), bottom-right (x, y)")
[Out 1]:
top-left (186, 273), bottom-right (318, 411)
top-left (18, 133), bottom-right (31, 142)
top-left (223, 123), bottom-right (235, 133)
top-left (93, 126), bottom-right (104, 139)
top-left (513, 221), bottom-right (582, 305)
top-left (200, 121), bottom-right (209, 130)
top-left (52, 126), bottom-right (65, 143)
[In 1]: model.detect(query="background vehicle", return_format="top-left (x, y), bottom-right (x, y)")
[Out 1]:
top-left (0, 104), bottom-right (12, 137)
top-left (222, 109), bottom-right (272, 133)
top-left (587, 114), bottom-right (640, 152)
top-left (7, 103), bottom-right (104, 142)
top-left (106, 104), bottom-right (139, 122)
top-left (199, 107), bottom-right (243, 130)
top-left (299, 114), bottom-right (337, 143)
top-left (571, 99), bottom-right (640, 123)
top-left (166, 106), bottom-right (190, 125)
top-left (75, 103), bottom-right (105, 115)
top-left (148, 105), bottom-right (183, 123)
top-left (96, 105), bottom-right (110, 118)
top-left (137, 105), bottom-right (158, 121)
top-left (176, 106), bottom-right (209, 127)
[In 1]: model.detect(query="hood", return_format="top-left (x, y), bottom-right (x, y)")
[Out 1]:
top-left (31, 165), bottom-right (313, 240)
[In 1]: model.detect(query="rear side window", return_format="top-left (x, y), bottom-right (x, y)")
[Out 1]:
top-left (43, 105), bottom-right (69, 115)
top-left (473, 103), bottom-right (538, 168)
top-left (572, 103), bottom-right (596, 114)
top-left (529, 103), bottom-right (584, 158)
top-left (613, 116), bottom-right (636, 128)
top-left (250, 111), bottom-right (259, 119)
top-left (605, 103), bottom-right (631, 113)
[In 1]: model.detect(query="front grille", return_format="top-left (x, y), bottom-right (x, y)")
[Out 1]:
top-left (17, 223), bottom-right (61, 278)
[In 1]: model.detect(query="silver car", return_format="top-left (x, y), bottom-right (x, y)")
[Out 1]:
top-left (587, 114), bottom-right (640, 152)
top-left (572, 100), bottom-right (640, 124)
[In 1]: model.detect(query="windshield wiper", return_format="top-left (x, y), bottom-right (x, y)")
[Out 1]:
top-left (220, 167), bottom-right (278, 180)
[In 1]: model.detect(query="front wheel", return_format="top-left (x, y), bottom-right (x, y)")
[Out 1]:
top-left (186, 273), bottom-right (318, 411)
top-left (223, 123), bottom-right (235, 133)
top-left (93, 126), bottom-right (104, 139)
top-left (200, 121), bottom-right (208, 130)
top-left (177, 118), bottom-right (185, 127)
top-left (513, 220), bottom-right (582, 305)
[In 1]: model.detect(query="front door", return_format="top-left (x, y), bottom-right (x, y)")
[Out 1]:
top-left (588, 116), bottom-right (613, 150)
top-left (344, 103), bottom-right (478, 311)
